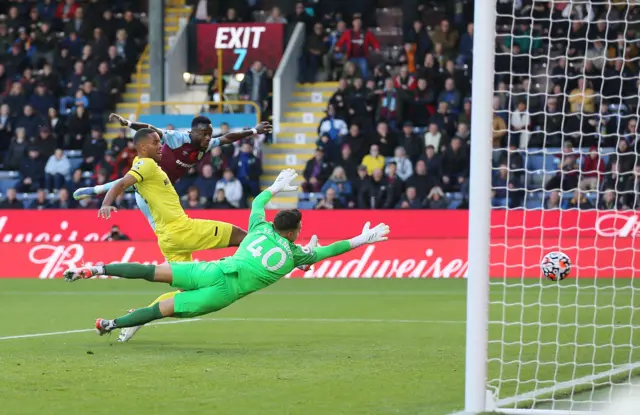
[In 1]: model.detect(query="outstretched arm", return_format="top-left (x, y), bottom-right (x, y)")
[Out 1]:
top-left (212, 121), bottom-right (273, 150)
top-left (109, 113), bottom-right (164, 137)
top-left (295, 222), bottom-right (390, 266)
top-left (99, 174), bottom-right (138, 219)
top-left (248, 168), bottom-right (298, 231)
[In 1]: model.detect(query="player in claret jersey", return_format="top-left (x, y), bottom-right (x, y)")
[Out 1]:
top-left (63, 169), bottom-right (390, 336)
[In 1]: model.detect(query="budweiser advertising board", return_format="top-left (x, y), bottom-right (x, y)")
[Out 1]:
top-left (196, 23), bottom-right (284, 73)
top-left (0, 210), bottom-right (639, 278)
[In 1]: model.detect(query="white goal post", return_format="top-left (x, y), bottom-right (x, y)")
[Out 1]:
top-left (465, 0), bottom-right (640, 414)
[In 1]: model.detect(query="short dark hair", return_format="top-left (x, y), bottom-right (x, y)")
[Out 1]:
top-left (273, 209), bottom-right (302, 232)
top-left (191, 115), bottom-right (211, 128)
top-left (133, 128), bottom-right (155, 144)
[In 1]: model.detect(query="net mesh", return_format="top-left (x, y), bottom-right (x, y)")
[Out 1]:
top-left (487, 1), bottom-right (640, 412)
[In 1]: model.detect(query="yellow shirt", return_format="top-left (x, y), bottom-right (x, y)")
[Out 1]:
top-left (128, 156), bottom-right (188, 231)
top-left (361, 155), bottom-right (386, 175)
top-left (568, 88), bottom-right (596, 113)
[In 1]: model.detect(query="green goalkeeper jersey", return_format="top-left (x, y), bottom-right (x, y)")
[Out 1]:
top-left (216, 190), bottom-right (351, 297)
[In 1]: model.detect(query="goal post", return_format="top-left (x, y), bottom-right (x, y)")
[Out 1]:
top-left (465, 0), bottom-right (497, 412)
top-left (465, 1), bottom-right (640, 414)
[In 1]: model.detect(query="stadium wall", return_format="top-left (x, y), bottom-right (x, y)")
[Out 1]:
top-left (0, 211), bottom-right (637, 279)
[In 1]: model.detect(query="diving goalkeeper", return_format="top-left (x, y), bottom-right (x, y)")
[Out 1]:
top-left (63, 169), bottom-right (390, 334)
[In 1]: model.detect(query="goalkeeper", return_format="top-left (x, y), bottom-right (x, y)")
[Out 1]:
top-left (63, 169), bottom-right (390, 334)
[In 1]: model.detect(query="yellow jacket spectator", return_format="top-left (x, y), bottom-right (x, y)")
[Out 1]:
top-left (361, 144), bottom-right (386, 175)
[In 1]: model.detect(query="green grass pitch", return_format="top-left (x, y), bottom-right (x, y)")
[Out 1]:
top-left (0, 278), bottom-right (638, 415)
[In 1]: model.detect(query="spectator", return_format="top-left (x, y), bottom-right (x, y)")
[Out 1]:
top-left (406, 160), bottom-right (438, 201)
top-left (424, 123), bottom-right (443, 153)
top-left (56, 0), bottom-right (80, 21)
top-left (424, 186), bottom-right (449, 209)
top-left (398, 187), bottom-right (422, 209)
top-left (29, 84), bottom-right (56, 117)
top-left (384, 162), bottom-right (404, 208)
top-left (334, 16), bottom-right (380, 78)
top-left (316, 133), bottom-right (339, 162)
top-left (411, 78), bottom-right (437, 127)
top-left (376, 78), bottom-right (402, 130)
top-left (104, 225), bottom-right (131, 241)
top-left (31, 188), bottom-right (50, 210)
top-left (239, 61), bottom-right (269, 114)
top-left (266, 7), bottom-right (287, 24)
top-left (206, 146), bottom-right (228, 180)
top-left (510, 101), bottom-right (531, 148)
top-left (299, 22), bottom-right (329, 83)
top-left (361, 144), bottom-right (385, 176)
top-left (318, 104), bottom-right (348, 141)
top-left (458, 99), bottom-right (472, 126)
top-left (66, 106), bottom-right (92, 149)
top-left (429, 19), bottom-right (459, 56)
top-left (328, 79), bottom-right (350, 121)
top-left (181, 186), bottom-right (206, 209)
top-left (404, 20), bottom-right (432, 64)
top-left (44, 149), bottom-right (71, 192)
top-left (0, 104), bottom-right (12, 155)
top-left (491, 164), bottom-right (517, 208)
top-left (231, 142), bottom-right (262, 198)
top-left (210, 189), bottom-right (235, 209)
top-left (4, 128), bottom-right (28, 171)
top-left (431, 101), bottom-right (455, 138)
top-left (287, 2), bottom-right (312, 30)
top-left (321, 166), bottom-right (352, 205)
top-left (458, 23), bottom-right (474, 65)
top-left (50, 188), bottom-right (76, 209)
top-left (374, 121), bottom-right (397, 157)
top-left (394, 65), bottom-right (417, 92)
top-left (206, 68), bottom-right (226, 107)
top-left (386, 147), bottom-right (413, 181)
top-left (191, 164), bottom-right (216, 200)
top-left (343, 123), bottom-right (367, 164)
top-left (441, 137), bottom-right (469, 193)
top-left (420, 145), bottom-right (442, 178)
top-left (315, 187), bottom-right (345, 209)
top-left (114, 29), bottom-right (137, 65)
top-left (545, 191), bottom-right (561, 210)
top-left (598, 189), bottom-right (617, 210)
top-left (568, 78), bottom-right (596, 114)
top-left (4, 82), bottom-right (27, 119)
top-left (116, 139), bottom-right (137, 176)
top-left (358, 168), bottom-right (388, 209)
top-left (454, 123), bottom-right (471, 147)
top-left (302, 148), bottom-right (332, 192)
top-left (545, 142), bottom-right (579, 191)
top-left (437, 78), bottom-right (462, 114)
top-left (15, 105), bottom-right (43, 140)
top-left (81, 129), bottom-right (107, 171)
top-left (398, 121), bottom-right (424, 163)
top-left (94, 151), bottom-right (117, 181)
top-left (566, 189), bottom-right (594, 210)
top-left (67, 168), bottom-right (88, 194)
top-left (36, 126), bottom-right (57, 160)
top-left (325, 20), bottom-right (347, 81)
top-left (492, 105), bottom-right (508, 150)
top-left (336, 144), bottom-right (358, 180)
top-left (580, 146), bottom-right (605, 190)
top-left (0, 188), bottom-right (23, 209)
top-left (18, 148), bottom-right (45, 192)
top-left (214, 168), bottom-right (243, 208)
top-left (346, 77), bottom-right (374, 126)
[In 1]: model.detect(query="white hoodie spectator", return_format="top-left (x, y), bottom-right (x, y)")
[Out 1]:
top-left (385, 147), bottom-right (414, 181)
top-left (424, 123), bottom-right (443, 153)
top-left (45, 149), bottom-right (71, 177)
top-left (215, 168), bottom-right (244, 208)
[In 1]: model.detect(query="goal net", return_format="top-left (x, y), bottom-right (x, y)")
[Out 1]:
top-left (469, 1), bottom-right (640, 413)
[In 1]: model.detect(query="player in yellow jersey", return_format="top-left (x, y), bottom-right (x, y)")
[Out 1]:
top-left (99, 128), bottom-right (241, 262)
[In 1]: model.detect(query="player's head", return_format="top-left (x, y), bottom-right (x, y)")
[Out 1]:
top-left (190, 115), bottom-right (213, 150)
top-left (273, 209), bottom-right (302, 243)
top-left (133, 128), bottom-right (162, 162)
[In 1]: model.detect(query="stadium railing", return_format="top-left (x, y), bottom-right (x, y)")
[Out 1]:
top-left (273, 22), bottom-right (305, 142)
top-left (133, 101), bottom-right (262, 121)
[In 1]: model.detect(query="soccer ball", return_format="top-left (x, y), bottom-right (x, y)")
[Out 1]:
top-left (541, 251), bottom-right (571, 281)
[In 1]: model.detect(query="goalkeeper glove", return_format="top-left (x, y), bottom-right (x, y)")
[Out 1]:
top-left (267, 168), bottom-right (299, 194)
top-left (349, 222), bottom-right (390, 248)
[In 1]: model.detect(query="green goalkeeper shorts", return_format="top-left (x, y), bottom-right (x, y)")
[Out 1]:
top-left (169, 262), bottom-right (237, 318)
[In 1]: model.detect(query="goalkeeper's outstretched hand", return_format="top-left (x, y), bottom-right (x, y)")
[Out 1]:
top-left (268, 168), bottom-right (298, 194)
top-left (360, 222), bottom-right (390, 244)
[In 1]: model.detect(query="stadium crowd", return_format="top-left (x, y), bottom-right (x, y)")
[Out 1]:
top-left (0, 0), bottom-right (147, 208)
top-left (297, 1), bottom-right (640, 210)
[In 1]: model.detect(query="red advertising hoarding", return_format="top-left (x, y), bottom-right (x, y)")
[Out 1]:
top-left (196, 23), bottom-right (284, 74)
top-left (0, 210), bottom-right (639, 279)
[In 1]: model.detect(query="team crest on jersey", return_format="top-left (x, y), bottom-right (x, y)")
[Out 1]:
top-left (198, 152), bottom-right (204, 160)
top-left (164, 178), bottom-right (169, 185)
top-left (134, 160), bottom-right (144, 168)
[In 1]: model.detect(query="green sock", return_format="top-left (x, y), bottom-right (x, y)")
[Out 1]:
top-left (114, 303), bottom-right (163, 328)
top-left (104, 263), bottom-right (155, 281)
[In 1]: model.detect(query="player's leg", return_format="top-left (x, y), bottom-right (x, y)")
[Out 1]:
top-left (64, 263), bottom-right (174, 283)
top-left (73, 177), bottom-right (123, 200)
top-left (96, 297), bottom-right (175, 335)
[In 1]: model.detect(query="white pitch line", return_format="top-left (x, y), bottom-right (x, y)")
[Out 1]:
top-left (0, 317), bottom-right (465, 341)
